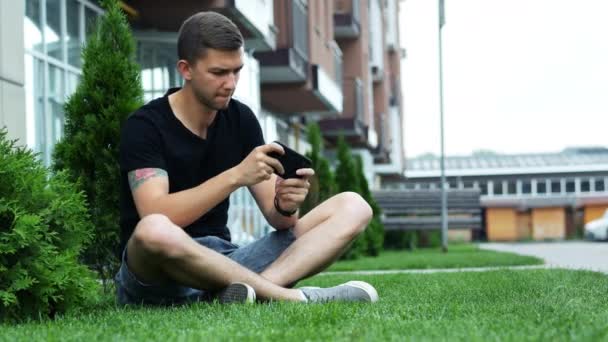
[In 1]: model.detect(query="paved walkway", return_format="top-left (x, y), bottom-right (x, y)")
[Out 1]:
top-left (320, 241), bottom-right (608, 276)
top-left (320, 264), bottom-right (550, 276)
top-left (479, 241), bottom-right (608, 274)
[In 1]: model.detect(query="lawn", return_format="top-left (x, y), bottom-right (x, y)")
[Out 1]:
top-left (2, 269), bottom-right (607, 341)
top-left (328, 244), bottom-right (543, 271)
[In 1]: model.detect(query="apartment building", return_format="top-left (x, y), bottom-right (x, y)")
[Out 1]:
top-left (1, 0), bottom-right (406, 243)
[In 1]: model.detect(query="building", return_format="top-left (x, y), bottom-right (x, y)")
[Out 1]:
top-left (400, 148), bottom-right (608, 241)
top-left (1, 0), bottom-right (406, 243)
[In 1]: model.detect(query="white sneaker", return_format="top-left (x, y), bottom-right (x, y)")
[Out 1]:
top-left (300, 281), bottom-right (379, 303)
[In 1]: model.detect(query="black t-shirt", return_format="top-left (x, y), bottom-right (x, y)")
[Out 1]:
top-left (119, 88), bottom-right (265, 253)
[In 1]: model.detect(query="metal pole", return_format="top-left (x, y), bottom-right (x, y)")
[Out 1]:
top-left (438, 0), bottom-right (448, 253)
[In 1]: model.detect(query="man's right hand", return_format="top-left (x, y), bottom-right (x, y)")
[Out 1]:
top-left (232, 143), bottom-right (286, 186)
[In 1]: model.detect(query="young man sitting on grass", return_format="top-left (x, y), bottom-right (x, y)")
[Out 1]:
top-left (115, 11), bottom-right (378, 305)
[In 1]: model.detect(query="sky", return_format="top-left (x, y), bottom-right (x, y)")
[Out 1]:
top-left (399, 0), bottom-right (608, 158)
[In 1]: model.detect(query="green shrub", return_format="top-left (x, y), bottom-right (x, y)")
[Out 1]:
top-left (383, 230), bottom-right (418, 250)
top-left (0, 129), bottom-right (99, 323)
top-left (301, 123), bottom-right (336, 216)
top-left (52, 0), bottom-right (143, 282)
top-left (335, 136), bottom-right (367, 259)
top-left (354, 155), bottom-right (384, 256)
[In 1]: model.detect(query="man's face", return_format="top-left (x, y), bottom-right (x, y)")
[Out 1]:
top-left (186, 48), bottom-right (244, 111)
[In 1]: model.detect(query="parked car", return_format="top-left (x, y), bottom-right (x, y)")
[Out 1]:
top-left (584, 210), bottom-right (608, 241)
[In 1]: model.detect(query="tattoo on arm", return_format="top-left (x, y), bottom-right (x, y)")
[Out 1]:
top-left (128, 168), bottom-right (168, 191)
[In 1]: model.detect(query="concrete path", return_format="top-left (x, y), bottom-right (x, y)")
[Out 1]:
top-left (320, 264), bottom-right (550, 276)
top-left (479, 241), bottom-right (608, 274)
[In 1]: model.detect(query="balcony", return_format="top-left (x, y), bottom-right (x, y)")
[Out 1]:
top-left (123, 0), bottom-right (277, 51)
top-left (375, 106), bottom-right (405, 176)
top-left (261, 63), bottom-right (343, 114)
top-left (254, 0), bottom-right (308, 83)
top-left (374, 112), bottom-right (391, 163)
top-left (319, 77), bottom-right (369, 146)
top-left (334, 0), bottom-right (360, 38)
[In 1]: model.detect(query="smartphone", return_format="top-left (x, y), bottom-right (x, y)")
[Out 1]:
top-left (268, 141), bottom-right (313, 179)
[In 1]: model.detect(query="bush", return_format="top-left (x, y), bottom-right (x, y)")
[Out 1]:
top-left (383, 231), bottom-right (418, 250)
top-left (0, 129), bottom-right (99, 323)
top-left (335, 136), bottom-right (367, 259)
top-left (52, 0), bottom-right (143, 282)
top-left (354, 155), bottom-right (384, 256)
top-left (301, 123), bottom-right (336, 216)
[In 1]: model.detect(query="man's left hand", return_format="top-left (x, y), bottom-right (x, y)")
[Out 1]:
top-left (275, 168), bottom-right (315, 213)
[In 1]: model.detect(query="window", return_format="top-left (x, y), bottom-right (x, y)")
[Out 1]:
top-left (595, 179), bottom-right (605, 192)
top-left (479, 182), bottom-right (488, 195)
top-left (551, 180), bottom-right (561, 193)
top-left (24, 0), bottom-right (102, 165)
top-left (566, 180), bottom-right (575, 193)
top-left (493, 181), bottom-right (503, 195)
top-left (522, 180), bottom-right (532, 194)
top-left (507, 181), bottom-right (516, 195)
top-left (537, 181), bottom-right (547, 194)
top-left (581, 179), bottom-right (591, 192)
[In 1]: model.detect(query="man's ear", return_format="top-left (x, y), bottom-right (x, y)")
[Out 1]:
top-left (177, 60), bottom-right (192, 81)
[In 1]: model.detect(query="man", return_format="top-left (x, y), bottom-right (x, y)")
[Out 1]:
top-left (115, 11), bottom-right (378, 305)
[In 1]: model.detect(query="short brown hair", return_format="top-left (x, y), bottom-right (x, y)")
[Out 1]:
top-left (177, 11), bottom-right (244, 63)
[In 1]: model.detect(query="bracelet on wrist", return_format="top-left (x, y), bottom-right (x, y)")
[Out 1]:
top-left (274, 196), bottom-right (297, 217)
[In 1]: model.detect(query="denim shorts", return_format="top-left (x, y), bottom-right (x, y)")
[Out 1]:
top-left (114, 228), bottom-right (296, 306)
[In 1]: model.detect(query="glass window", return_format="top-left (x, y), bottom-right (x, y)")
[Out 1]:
top-left (522, 181), bottom-right (531, 194)
top-left (67, 0), bottom-right (81, 67)
top-left (479, 182), bottom-right (488, 195)
top-left (25, 56), bottom-right (45, 151)
top-left (595, 179), bottom-right (605, 192)
top-left (537, 181), bottom-right (547, 194)
top-left (507, 181), bottom-right (516, 194)
top-left (493, 181), bottom-right (503, 195)
top-left (581, 179), bottom-right (590, 192)
top-left (566, 180), bottom-right (575, 193)
top-left (85, 6), bottom-right (98, 37)
top-left (24, 0), bottom-right (101, 165)
top-left (25, 0), bottom-right (44, 52)
top-left (46, 0), bottom-right (63, 61)
top-left (551, 180), bottom-right (561, 193)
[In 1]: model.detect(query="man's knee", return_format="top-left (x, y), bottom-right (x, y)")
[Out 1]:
top-left (335, 191), bottom-right (373, 235)
top-left (130, 214), bottom-right (185, 259)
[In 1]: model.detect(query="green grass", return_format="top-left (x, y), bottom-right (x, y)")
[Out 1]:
top-left (328, 244), bottom-right (543, 271)
top-left (2, 270), bottom-right (607, 341)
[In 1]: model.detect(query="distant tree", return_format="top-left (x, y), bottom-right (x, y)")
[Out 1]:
top-left (354, 155), bottom-right (384, 256)
top-left (301, 123), bottom-right (336, 216)
top-left (52, 0), bottom-right (143, 284)
top-left (335, 136), bottom-right (367, 259)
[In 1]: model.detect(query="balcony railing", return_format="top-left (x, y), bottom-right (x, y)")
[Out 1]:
top-left (329, 40), bottom-right (343, 90)
top-left (255, 0), bottom-right (308, 83)
top-left (292, 0), bottom-right (309, 61)
top-left (334, 0), bottom-right (361, 38)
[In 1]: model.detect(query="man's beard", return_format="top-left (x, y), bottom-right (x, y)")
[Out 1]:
top-left (193, 87), bottom-right (230, 111)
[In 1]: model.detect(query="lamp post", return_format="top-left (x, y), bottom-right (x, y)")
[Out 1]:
top-left (438, 0), bottom-right (448, 253)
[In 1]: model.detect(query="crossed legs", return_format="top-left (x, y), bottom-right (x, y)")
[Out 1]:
top-left (125, 191), bottom-right (372, 302)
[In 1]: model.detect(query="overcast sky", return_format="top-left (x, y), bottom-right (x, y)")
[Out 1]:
top-left (400, 0), bottom-right (608, 158)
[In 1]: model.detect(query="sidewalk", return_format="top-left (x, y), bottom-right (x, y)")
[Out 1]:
top-left (479, 242), bottom-right (608, 274)
top-left (320, 264), bottom-right (551, 276)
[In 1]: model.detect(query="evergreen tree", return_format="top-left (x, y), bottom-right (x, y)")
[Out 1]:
top-left (52, 0), bottom-right (143, 283)
top-left (335, 136), bottom-right (367, 259)
top-left (354, 155), bottom-right (384, 256)
top-left (301, 123), bottom-right (336, 216)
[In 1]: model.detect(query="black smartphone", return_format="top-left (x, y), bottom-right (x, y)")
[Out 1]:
top-left (268, 141), bottom-right (313, 179)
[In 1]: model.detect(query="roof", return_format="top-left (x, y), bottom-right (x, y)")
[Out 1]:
top-left (405, 147), bottom-right (608, 178)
